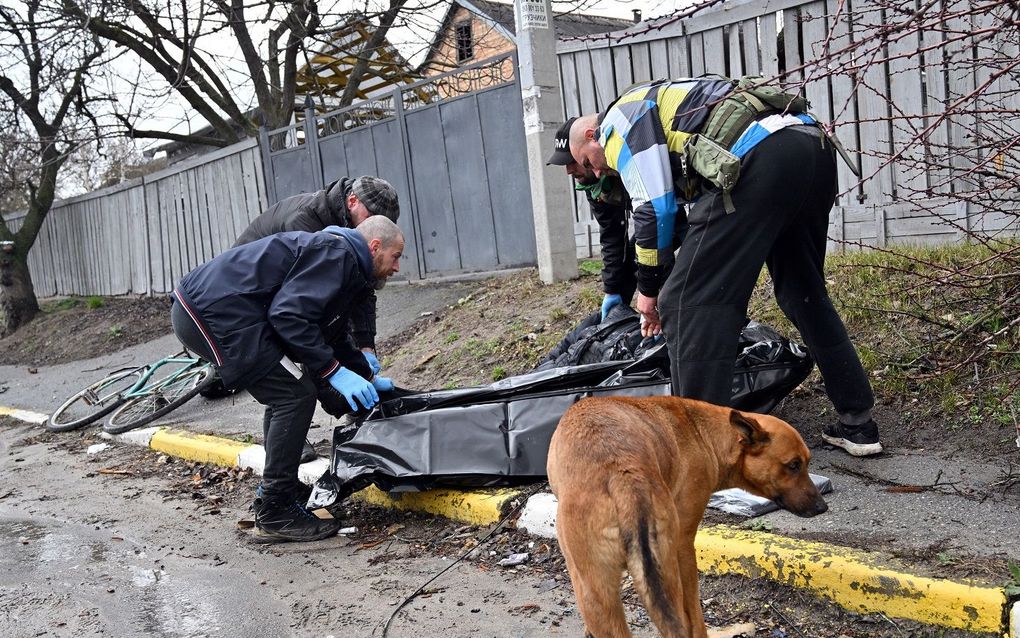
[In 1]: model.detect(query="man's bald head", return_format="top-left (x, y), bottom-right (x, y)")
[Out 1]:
top-left (568, 114), bottom-right (612, 178)
top-left (356, 214), bottom-right (403, 248)
top-left (356, 215), bottom-right (404, 282)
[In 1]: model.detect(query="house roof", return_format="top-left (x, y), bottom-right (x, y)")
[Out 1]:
top-left (466, 0), bottom-right (634, 38)
top-left (295, 15), bottom-right (426, 104)
top-left (421, 0), bottom-right (634, 70)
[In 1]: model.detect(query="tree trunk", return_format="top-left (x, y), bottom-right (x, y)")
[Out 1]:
top-left (0, 252), bottom-right (40, 337)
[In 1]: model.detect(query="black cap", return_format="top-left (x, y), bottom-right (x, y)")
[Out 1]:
top-left (546, 117), bottom-right (578, 166)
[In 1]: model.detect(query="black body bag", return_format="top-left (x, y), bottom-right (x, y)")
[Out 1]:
top-left (309, 307), bottom-right (813, 509)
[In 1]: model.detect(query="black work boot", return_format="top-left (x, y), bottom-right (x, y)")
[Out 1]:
top-left (252, 498), bottom-right (341, 544)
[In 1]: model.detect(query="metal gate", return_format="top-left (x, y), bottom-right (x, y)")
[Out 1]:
top-left (259, 52), bottom-right (537, 280)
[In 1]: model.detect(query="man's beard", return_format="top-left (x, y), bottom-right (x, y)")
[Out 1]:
top-left (372, 252), bottom-right (388, 290)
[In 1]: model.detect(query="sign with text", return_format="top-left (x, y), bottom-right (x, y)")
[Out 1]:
top-left (516, 0), bottom-right (549, 30)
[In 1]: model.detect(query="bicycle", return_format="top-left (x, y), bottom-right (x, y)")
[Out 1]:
top-left (102, 351), bottom-right (216, 434)
top-left (46, 366), bottom-right (147, 432)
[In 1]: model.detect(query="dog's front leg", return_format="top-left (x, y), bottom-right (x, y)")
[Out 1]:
top-left (677, 539), bottom-right (708, 638)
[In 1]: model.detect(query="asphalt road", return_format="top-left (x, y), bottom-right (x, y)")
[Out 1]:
top-left (0, 420), bottom-right (618, 638)
top-left (2, 277), bottom-right (1018, 571)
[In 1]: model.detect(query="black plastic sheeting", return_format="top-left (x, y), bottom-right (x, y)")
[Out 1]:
top-left (309, 313), bottom-right (813, 510)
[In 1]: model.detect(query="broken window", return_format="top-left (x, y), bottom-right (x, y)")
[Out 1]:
top-left (455, 21), bottom-right (473, 63)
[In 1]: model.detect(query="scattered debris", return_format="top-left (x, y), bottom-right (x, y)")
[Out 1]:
top-left (86, 443), bottom-right (111, 455)
top-left (497, 552), bottom-right (529, 567)
top-left (99, 467), bottom-right (134, 476)
top-left (338, 526), bottom-right (358, 535)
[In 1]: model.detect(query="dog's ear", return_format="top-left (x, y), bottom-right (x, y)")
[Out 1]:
top-left (730, 410), bottom-right (770, 449)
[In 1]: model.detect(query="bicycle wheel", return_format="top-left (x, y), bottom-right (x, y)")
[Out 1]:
top-left (46, 367), bottom-right (145, 432)
top-left (103, 364), bottom-right (215, 434)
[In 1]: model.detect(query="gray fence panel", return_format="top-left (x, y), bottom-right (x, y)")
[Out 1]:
top-left (319, 134), bottom-right (352, 185)
top-left (405, 104), bottom-right (461, 274)
top-left (271, 146), bottom-right (316, 201)
top-left (369, 118), bottom-right (420, 280)
top-left (440, 96), bottom-right (499, 271)
top-left (477, 86), bottom-right (537, 267)
top-left (342, 126), bottom-right (380, 178)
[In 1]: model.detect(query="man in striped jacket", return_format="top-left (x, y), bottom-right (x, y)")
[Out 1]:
top-left (568, 77), bottom-right (883, 457)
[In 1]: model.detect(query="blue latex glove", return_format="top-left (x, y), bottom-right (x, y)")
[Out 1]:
top-left (363, 351), bottom-right (382, 375)
top-left (327, 367), bottom-right (379, 411)
top-left (372, 375), bottom-right (395, 392)
top-left (601, 293), bottom-right (623, 321)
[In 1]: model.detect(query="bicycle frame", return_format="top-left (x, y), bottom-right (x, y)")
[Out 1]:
top-left (120, 354), bottom-right (204, 400)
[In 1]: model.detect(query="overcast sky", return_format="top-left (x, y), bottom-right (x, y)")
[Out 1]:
top-left (83, 0), bottom-right (697, 155)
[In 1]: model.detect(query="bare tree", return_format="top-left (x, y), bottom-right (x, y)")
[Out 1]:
top-left (59, 0), bottom-right (446, 149)
top-left (0, 0), bottom-right (108, 335)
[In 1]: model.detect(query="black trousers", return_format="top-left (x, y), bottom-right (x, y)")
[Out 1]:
top-left (658, 127), bottom-right (874, 422)
top-left (171, 300), bottom-right (319, 501)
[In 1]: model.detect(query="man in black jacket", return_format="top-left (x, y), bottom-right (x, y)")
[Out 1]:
top-left (234, 175), bottom-right (400, 357)
top-left (171, 216), bottom-right (405, 543)
top-left (547, 119), bottom-right (638, 320)
top-left (236, 176), bottom-right (400, 463)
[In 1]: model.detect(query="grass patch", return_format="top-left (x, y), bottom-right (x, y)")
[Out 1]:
top-left (85, 296), bottom-right (105, 310)
top-left (749, 242), bottom-right (1018, 433)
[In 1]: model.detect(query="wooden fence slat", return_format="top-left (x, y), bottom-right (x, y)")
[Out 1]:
top-left (741, 18), bottom-right (760, 74)
top-left (855, 2), bottom-right (895, 205)
top-left (702, 27), bottom-right (726, 74)
top-left (886, 0), bottom-right (927, 199)
top-left (689, 32), bottom-right (706, 76)
top-left (826, 0), bottom-right (862, 204)
top-left (649, 39), bottom-right (670, 80)
top-left (759, 12), bottom-right (780, 77)
top-left (782, 6), bottom-right (802, 83)
top-left (588, 47), bottom-right (616, 110)
top-left (559, 53), bottom-right (581, 117)
top-left (667, 36), bottom-right (690, 78)
top-left (631, 42), bottom-right (652, 83)
top-left (575, 54), bottom-right (598, 115)
top-left (728, 23), bottom-right (743, 77)
top-left (613, 46), bottom-right (633, 90)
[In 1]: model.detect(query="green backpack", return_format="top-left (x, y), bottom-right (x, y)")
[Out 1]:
top-left (684, 76), bottom-right (811, 212)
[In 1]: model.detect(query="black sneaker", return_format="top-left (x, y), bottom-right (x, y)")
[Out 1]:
top-left (300, 438), bottom-right (318, 464)
top-left (822, 420), bottom-right (883, 456)
top-left (254, 481), bottom-right (313, 505)
top-left (252, 498), bottom-right (341, 544)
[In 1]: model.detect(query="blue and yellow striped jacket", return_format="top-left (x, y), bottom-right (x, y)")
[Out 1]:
top-left (597, 78), bottom-right (734, 295)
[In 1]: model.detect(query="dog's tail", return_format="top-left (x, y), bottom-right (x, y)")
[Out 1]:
top-left (609, 472), bottom-right (687, 637)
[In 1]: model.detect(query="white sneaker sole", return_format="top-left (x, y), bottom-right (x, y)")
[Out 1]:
top-left (821, 434), bottom-right (883, 457)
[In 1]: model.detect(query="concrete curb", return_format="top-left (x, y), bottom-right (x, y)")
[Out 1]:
top-left (4, 404), bottom-right (1015, 636)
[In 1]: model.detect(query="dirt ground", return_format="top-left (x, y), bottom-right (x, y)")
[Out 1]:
top-left (0, 422), bottom-right (997, 638)
top-left (1, 271), bottom-right (1014, 637)
top-left (0, 295), bottom-right (173, 367)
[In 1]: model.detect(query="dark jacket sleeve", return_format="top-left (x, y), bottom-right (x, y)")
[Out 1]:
top-left (588, 194), bottom-right (635, 299)
top-left (267, 243), bottom-right (354, 379)
top-left (332, 337), bottom-right (372, 379)
top-left (348, 290), bottom-right (377, 350)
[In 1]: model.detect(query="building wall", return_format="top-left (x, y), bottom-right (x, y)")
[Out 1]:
top-left (424, 7), bottom-right (514, 75)
top-left (422, 7), bottom-right (516, 98)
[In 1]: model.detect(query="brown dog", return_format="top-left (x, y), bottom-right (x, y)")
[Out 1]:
top-left (547, 396), bottom-right (827, 638)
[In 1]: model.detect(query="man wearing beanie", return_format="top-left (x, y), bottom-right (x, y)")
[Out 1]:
top-left (233, 175), bottom-right (401, 461)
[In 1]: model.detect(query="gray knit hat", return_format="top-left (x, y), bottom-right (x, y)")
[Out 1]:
top-left (351, 176), bottom-right (400, 223)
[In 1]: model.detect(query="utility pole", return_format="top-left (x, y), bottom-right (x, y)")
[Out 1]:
top-left (514, 0), bottom-right (577, 283)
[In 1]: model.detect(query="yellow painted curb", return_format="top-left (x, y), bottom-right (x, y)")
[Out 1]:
top-left (0, 405), bottom-right (49, 424)
top-left (149, 428), bottom-right (252, 467)
top-left (352, 485), bottom-right (524, 526)
top-left (696, 525), bottom-right (1007, 634)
